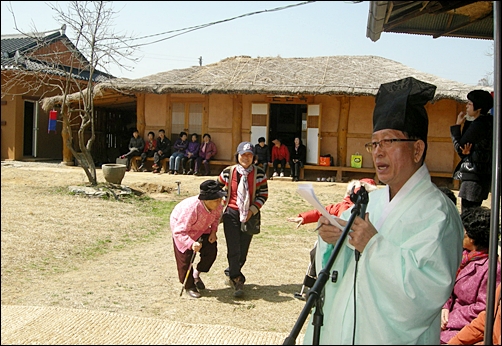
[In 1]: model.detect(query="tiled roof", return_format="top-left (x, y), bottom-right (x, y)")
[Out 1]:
top-left (1, 27), bottom-right (111, 82)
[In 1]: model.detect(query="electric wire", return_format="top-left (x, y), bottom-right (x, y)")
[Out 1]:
top-left (125, 1), bottom-right (317, 48)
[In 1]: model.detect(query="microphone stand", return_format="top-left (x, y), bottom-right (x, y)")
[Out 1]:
top-left (283, 187), bottom-right (369, 345)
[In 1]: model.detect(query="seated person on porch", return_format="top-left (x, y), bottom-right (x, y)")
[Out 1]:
top-left (254, 137), bottom-right (270, 176)
top-left (182, 133), bottom-right (200, 175)
top-left (271, 138), bottom-right (289, 178)
top-left (119, 128), bottom-right (145, 172)
top-left (289, 136), bottom-right (306, 182)
top-left (139, 131), bottom-right (157, 171)
top-left (195, 133), bottom-right (217, 176)
top-left (152, 129), bottom-right (171, 174)
top-left (169, 131), bottom-right (188, 175)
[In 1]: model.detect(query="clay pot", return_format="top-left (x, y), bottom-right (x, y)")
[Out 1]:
top-left (102, 163), bottom-right (126, 184)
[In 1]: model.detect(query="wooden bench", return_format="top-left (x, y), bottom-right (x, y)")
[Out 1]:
top-left (200, 161), bottom-right (456, 187)
top-left (208, 160), bottom-right (291, 179)
top-left (131, 156), bottom-right (169, 172)
top-left (184, 159), bottom-right (234, 176)
top-left (302, 165), bottom-right (379, 183)
top-left (430, 171), bottom-right (458, 189)
top-left (267, 162), bottom-right (292, 179)
top-left (302, 166), bottom-right (456, 187)
top-left (210, 160), bottom-right (291, 179)
top-left (429, 171), bottom-right (454, 178)
top-left (210, 160), bottom-right (234, 167)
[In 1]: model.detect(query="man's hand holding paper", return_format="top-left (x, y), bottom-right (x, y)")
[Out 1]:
top-left (296, 183), bottom-right (377, 252)
top-left (317, 215), bottom-right (344, 245)
top-left (320, 212), bottom-right (377, 253)
top-left (296, 184), bottom-right (344, 230)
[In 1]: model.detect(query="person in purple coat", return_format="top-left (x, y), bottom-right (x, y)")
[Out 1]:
top-left (195, 133), bottom-right (218, 176)
top-left (182, 133), bottom-right (200, 175)
top-left (440, 206), bottom-right (501, 344)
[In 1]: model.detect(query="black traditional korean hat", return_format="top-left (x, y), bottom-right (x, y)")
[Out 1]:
top-left (373, 76), bottom-right (436, 144)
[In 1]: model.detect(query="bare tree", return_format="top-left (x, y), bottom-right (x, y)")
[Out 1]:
top-left (477, 76), bottom-right (493, 87)
top-left (3, 1), bottom-right (138, 185)
top-left (478, 42), bottom-right (494, 87)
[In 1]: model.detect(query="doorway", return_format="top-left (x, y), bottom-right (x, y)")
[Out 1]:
top-left (268, 103), bottom-right (307, 148)
top-left (23, 101), bottom-right (36, 157)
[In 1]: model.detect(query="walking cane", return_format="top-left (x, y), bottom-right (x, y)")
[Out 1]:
top-left (180, 251), bottom-right (196, 296)
top-left (294, 263), bottom-right (313, 300)
top-left (179, 237), bottom-right (202, 297)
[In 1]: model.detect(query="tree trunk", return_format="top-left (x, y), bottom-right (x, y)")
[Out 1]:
top-left (73, 152), bottom-right (97, 186)
top-left (61, 115), bottom-right (74, 165)
top-left (62, 111), bottom-right (97, 186)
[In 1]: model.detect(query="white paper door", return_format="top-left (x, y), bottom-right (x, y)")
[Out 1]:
top-left (251, 103), bottom-right (268, 144)
top-left (306, 104), bottom-right (320, 164)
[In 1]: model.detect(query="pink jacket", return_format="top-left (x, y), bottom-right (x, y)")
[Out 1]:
top-left (170, 195), bottom-right (223, 253)
top-left (448, 284), bottom-right (501, 345)
top-left (441, 252), bottom-right (501, 344)
top-left (199, 140), bottom-right (217, 161)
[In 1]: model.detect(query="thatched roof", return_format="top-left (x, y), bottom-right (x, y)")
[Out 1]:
top-left (42, 55), bottom-right (487, 110)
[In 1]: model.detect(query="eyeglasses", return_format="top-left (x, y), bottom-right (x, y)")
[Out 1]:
top-left (365, 139), bottom-right (417, 153)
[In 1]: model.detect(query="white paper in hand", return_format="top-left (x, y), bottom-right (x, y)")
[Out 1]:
top-left (297, 184), bottom-right (344, 230)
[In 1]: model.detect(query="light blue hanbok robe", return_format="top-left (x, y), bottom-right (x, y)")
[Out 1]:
top-left (303, 165), bottom-right (463, 345)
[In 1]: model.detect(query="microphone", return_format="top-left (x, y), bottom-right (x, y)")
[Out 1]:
top-left (351, 186), bottom-right (368, 262)
top-left (359, 199), bottom-right (367, 218)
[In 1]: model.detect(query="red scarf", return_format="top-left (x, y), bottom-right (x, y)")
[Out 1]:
top-left (456, 249), bottom-right (488, 278)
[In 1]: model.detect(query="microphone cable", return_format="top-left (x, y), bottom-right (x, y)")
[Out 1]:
top-left (349, 186), bottom-right (368, 345)
top-left (352, 256), bottom-right (359, 345)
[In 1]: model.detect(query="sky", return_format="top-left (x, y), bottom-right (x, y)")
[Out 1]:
top-left (1, 1), bottom-right (494, 86)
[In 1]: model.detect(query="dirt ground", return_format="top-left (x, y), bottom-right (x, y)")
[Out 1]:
top-left (0, 160), bottom-right (353, 338)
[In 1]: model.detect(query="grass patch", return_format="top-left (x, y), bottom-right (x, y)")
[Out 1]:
top-left (12, 193), bottom-right (177, 277)
top-left (77, 199), bottom-right (176, 261)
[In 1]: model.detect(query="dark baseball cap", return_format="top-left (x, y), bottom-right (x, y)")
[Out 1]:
top-left (236, 141), bottom-right (255, 155)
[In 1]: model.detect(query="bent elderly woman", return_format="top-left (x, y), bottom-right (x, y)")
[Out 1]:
top-left (170, 180), bottom-right (226, 298)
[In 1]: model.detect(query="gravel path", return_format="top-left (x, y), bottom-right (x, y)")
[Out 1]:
top-left (1, 305), bottom-right (304, 345)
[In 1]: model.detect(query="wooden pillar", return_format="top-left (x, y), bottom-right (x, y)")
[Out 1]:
top-left (337, 96), bottom-right (350, 167)
top-left (203, 95), bottom-right (210, 135)
top-left (164, 94), bottom-right (172, 132)
top-left (61, 111), bottom-right (73, 165)
top-left (452, 100), bottom-right (463, 190)
top-left (137, 94), bottom-right (146, 136)
top-left (232, 95), bottom-right (243, 152)
top-left (452, 102), bottom-right (463, 167)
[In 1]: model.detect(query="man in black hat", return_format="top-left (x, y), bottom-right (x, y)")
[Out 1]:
top-left (170, 180), bottom-right (226, 298)
top-left (304, 77), bottom-right (464, 344)
top-left (254, 137), bottom-right (270, 176)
